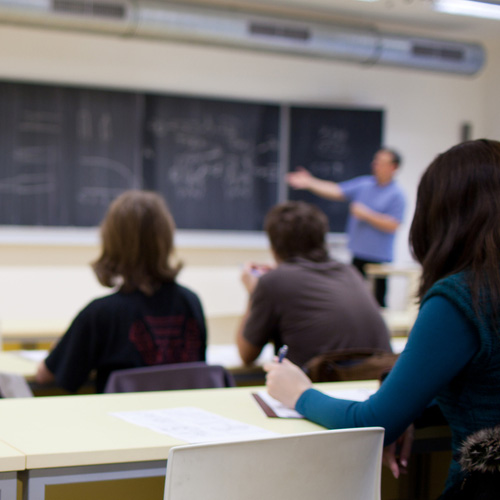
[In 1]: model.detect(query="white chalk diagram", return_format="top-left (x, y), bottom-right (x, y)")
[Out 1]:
top-left (0, 108), bottom-right (62, 195)
top-left (17, 110), bottom-right (61, 135)
top-left (310, 126), bottom-right (351, 179)
top-left (314, 126), bottom-right (350, 160)
top-left (76, 108), bottom-right (140, 207)
top-left (0, 171), bottom-right (57, 195)
top-left (78, 156), bottom-right (140, 207)
top-left (152, 115), bottom-right (279, 201)
top-left (77, 108), bottom-right (113, 143)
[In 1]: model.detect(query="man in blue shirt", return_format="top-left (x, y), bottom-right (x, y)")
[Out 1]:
top-left (287, 149), bottom-right (406, 306)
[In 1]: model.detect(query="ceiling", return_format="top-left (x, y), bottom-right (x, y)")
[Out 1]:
top-left (181, 0), bottom-right (500, 42)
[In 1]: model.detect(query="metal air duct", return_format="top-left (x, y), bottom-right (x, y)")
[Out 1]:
top-left (0, 0), bottom-right (486, 75)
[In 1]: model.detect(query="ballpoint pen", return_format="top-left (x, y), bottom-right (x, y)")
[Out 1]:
top-left (277, 345), bottom-right (288, 363)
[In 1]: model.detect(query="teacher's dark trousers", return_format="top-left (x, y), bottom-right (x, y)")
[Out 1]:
top-left (352, 257), bottom-right (387, 308)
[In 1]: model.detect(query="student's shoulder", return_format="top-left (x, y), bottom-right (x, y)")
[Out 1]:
top-left (262, 260), bottom-right (336, 284)
top-left (76, 291), bottom-right (124, 316)
top-left (260, 262), bottom-right (301, 280)
top-left (253, 265), bottom-right (296, 293)
top-left (156, 281), bottom-right (204, 309)
top-left (174, 282), bottom-right (203, 302)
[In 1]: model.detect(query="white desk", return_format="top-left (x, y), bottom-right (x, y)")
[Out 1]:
top-left (0, 381), bottom-right (378, 500)
top-left (0, 319), bottom-right (67, 347)
top-left (381, 308), bottom-right (418, 336)
top-left (364, 263), bottom-right (420, 336)
top-left (0, 440), bottom-right (25, 500)
top-left (0, 344), bottom-right (274, 385)
top-left (0, 339), bottom-right (406, 390)
top-left (0, 351), bottom-right (41, 382)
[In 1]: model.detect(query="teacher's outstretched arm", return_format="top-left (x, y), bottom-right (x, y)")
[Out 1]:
top-left (286, 167), bottom-right (346, 201)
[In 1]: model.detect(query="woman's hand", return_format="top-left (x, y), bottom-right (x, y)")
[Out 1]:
top-left (382, 424), bottom-right (414, 479)
top-left (264, 358), bottom-right (313, 409)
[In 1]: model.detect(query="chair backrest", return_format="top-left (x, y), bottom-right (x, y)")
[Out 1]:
top-left (304, 348), bottom-right (399, 382)
top-left (104, 362), bottom-right (236, 393)
top-left (164, 427), bottom-right (384, 500)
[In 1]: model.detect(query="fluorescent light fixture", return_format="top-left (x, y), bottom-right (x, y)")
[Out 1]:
top-left (434, 0), bottom-right (500, 20)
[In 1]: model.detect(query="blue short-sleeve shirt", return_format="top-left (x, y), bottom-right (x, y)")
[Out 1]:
top-left (339, 175), bottom-right (406, 262)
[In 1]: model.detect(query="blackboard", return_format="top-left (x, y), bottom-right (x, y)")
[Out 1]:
top-left (288, 106), bottom-right (383, 233)
top-left (0, 81), bottom-right (143, 226)
top-left (144, 95), bottom-right (280, 230)
top-left (0, 80), bottom-right (383, 232)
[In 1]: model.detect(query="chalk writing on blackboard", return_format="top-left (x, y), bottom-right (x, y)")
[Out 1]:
top-left (289, 106), bottom-right (383, 233)
top-left (77, 156), bottom-right (139, 207)
top-left (147, 96), bottom-right (280, 230)
top-left (0, 80), bottom-right (383, 232)
top-left (314, 126), bottom-right (350, 160)
top-left (150, 114), bottom-right (279, 200)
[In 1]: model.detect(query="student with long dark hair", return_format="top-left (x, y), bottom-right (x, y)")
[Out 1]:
top-left (265, 139), bottom-right (500, 494)
top-left (36, 190), bottom-right (206, 393)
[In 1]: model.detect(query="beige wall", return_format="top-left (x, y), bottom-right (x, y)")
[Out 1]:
top-left (0, 20), bottom-right (498, 339)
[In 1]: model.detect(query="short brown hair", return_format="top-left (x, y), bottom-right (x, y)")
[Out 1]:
top-left (380, 148), bottom-right (402, 168)
top-left (92, 190), bottom-right (181, 295)
top-left (265, 201), bottom-right (329, 262)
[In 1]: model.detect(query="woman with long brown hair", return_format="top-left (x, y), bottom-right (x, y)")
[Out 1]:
top-left (265, 139), bottom-right (500, 495)
top-left (36, 190), bottom-right (206, 393)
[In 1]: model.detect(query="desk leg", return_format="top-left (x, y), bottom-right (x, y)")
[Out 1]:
top-left (0, 471), bottom-right (18, 500)
top-left (21, 460), bottom-right (167, 500)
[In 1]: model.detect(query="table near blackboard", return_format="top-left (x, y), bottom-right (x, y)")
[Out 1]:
top-left (0, 80), bottom-right (382, 233)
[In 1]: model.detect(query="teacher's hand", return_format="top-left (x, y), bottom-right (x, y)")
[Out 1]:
top-left (264, 358), bottom-right (313, 409)
top-left (286, 167), bottom-right (315, 190)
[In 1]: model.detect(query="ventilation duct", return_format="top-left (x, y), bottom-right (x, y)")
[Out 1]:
top-left (0, 0), bottom-right (486, 75)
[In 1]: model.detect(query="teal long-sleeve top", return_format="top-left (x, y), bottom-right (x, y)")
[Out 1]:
top-left (295, 295), bottom-right (479, 445)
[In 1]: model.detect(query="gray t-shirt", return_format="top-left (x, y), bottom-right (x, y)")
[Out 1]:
top-left (243, 258), bottom-right (392, 367)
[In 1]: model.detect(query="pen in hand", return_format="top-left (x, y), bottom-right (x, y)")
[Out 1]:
top-left (277, 345), bottom-right (288, 363)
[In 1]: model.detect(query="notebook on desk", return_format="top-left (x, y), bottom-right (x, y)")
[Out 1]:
top-left (253, 386), bottom-right (377, 419)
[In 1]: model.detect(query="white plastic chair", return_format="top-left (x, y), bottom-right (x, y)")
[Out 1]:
top-left (164, 427), bottom-right (384, 500)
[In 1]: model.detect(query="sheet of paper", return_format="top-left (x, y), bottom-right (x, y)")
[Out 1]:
top-left (390, 337), bottom-right (407, 354)
top-left (111, 407), bottom-right (277, 443)
top-left (0, 373), bottom-right (34, 397)
top-left (207, 343), bottom-right (274, 367)
top-left (255, 391), bottom-right (304, 418)
top-left (325, 387), bottom-right (377, 402)
top-left (16, 350), bottom-right (48, 362)
top-left (254, 387), bottom-right (377, 419)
